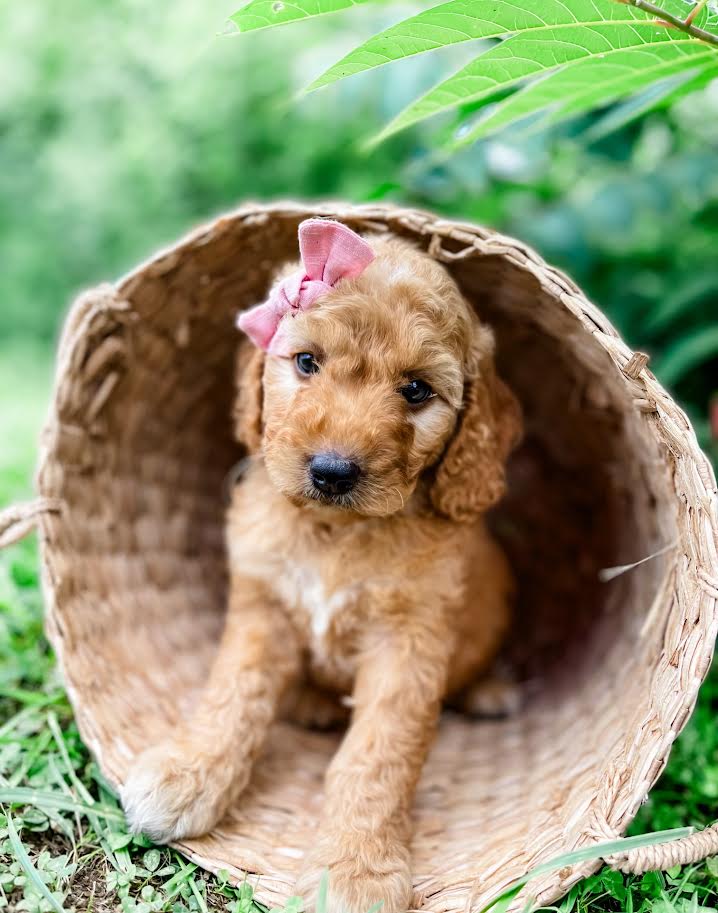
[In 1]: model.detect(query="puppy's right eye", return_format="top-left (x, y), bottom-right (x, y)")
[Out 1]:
top-left (295, 352), bottom-right (320, 376)
top-left (400, 379), bottom-right (435, 405)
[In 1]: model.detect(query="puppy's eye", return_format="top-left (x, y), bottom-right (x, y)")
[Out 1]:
top-left (400, 379), bottom-right (435, 405)
top-left (295, 352), bottom-right (320, 376)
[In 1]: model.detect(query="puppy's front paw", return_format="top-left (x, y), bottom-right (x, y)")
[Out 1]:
top-left (296, 834), bottom-right (412, 913)
top-left (121, 741), bottom-right (238, 843)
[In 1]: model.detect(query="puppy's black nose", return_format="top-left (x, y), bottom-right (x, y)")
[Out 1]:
top-left (309, 453), bottom-right (360, 495)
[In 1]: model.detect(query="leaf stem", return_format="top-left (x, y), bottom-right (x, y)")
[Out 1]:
top-left (620, 0), bottom-right (718, 47)
top-left (686, 0), bottom-right (710, 27)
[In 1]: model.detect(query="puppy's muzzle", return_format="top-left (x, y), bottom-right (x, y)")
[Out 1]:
top-left (309, 452), bottom-right (361, 496)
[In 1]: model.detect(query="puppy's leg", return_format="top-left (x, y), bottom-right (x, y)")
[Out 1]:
top-left (297, 610), bottom-right (448, 913)
top-left (121, 578), bottom-right (299, 843)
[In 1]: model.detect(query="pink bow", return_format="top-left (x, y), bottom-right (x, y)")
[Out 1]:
top-left (237, 219), bottom-right (375, 355)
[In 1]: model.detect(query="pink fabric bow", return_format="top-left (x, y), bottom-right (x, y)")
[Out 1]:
top-left (237, 218), bottom-right (375, 356)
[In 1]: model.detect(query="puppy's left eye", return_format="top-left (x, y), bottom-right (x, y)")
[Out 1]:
top-left (295, 352), bottom-right (320, 376)
top-left (400, 379), bottom-right (435, 405)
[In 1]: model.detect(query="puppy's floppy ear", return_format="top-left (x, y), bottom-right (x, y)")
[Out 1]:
top-left (233, 341), bottom-right (265, 453)
top-left (431, 323), bottom-right (522, 522)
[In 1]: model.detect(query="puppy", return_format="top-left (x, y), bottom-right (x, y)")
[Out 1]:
top-left (122, 220), bottom-right (522, 913)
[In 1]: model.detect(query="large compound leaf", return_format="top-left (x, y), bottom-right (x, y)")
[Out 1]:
top-left (230, 0), bottom-right (718, 146)
top-left (309, 0), bottom-right (646, 90)
top-left (371, 22), bottom-right (717, 143)
top-left (230, 0), bottom-right (375, 34)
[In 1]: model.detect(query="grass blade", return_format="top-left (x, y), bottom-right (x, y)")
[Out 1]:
top-left (316, 868), bottom-right (329, 913)
top-left (4, 808), bottom-right (67, 913)
top-left (479, 827), bottom-right (693, 913)
top-left (190, 877), bottom-right (209, 913)
top-left (0, 786), bottom-right (125, 822)
top-left (162, 861), bottom-right (199, 900)
top-left (46, 711), bottom-right (95, 805)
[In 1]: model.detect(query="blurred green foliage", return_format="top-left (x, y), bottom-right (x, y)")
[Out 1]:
top-left (0, 0), bottom-right (715, 458)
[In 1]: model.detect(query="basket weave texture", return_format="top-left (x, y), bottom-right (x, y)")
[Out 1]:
top-left (15, 203), bottom-right (718, 911)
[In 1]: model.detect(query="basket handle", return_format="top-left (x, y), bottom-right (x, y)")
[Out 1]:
top-left (0, 498), bottom-right (61, 549)
top-left (608, 823), bottom-right (718, 874)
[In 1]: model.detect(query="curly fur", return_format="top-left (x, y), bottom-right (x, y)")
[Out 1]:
top-left (431, 325), bottom-right (522, 521)
top-left (121, 234), bottom-right (523, 913)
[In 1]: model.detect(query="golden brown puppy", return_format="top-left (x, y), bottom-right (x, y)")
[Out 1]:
top-left (121, 225), bottom-right (522, 913)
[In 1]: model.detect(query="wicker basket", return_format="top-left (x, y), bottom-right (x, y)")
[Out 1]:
top-left (2, 202), bottom-right (718, 912)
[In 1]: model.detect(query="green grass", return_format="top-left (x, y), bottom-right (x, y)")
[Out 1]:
top-left (1, 344), bottom-right (717, 913)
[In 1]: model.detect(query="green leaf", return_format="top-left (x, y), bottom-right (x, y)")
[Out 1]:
top-left (309, 0), bottom-right (646, 90)
top-left (483, 883), bottom-right (523, 913)
top-left (372, 22), bottom-right (711, 143)
top-left (645, 271), bottom-right (718, 334)
top-left (582, 66), bottom-right (715, 142)
top-left (229, 0), bottom-right (375, 34)
top-left (143, 849), bottom-right (161, 873)
top-left (109, 832), bottom-right (133, 850)
top-left (655, 325), bottom-right (718, 386)
top-left (161, 862), bottom-right (199, 901)
top-left (457, 44), bottom-right (718, 145)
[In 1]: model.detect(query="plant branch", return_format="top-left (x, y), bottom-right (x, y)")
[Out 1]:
top-left (620, 0), bottom-right (718, 47)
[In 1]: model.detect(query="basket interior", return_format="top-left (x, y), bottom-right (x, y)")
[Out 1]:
top-left (39, 208), bottom-right (681, 911)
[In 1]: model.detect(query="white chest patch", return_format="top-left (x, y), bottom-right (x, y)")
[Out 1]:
top-left (275, 563), bottom-right (352, 644)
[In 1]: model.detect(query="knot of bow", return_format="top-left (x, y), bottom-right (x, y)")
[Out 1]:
top-left (237, 218), bottom-right (375, 355)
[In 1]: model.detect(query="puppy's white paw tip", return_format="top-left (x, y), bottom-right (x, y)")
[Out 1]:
top-left (121, 770), bottom-right (177, 843)
top-left (120, 747), bottom-right (210, 844)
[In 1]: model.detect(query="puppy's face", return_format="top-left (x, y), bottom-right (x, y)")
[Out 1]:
top-left (260, 240), bottom-right (472, 517)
